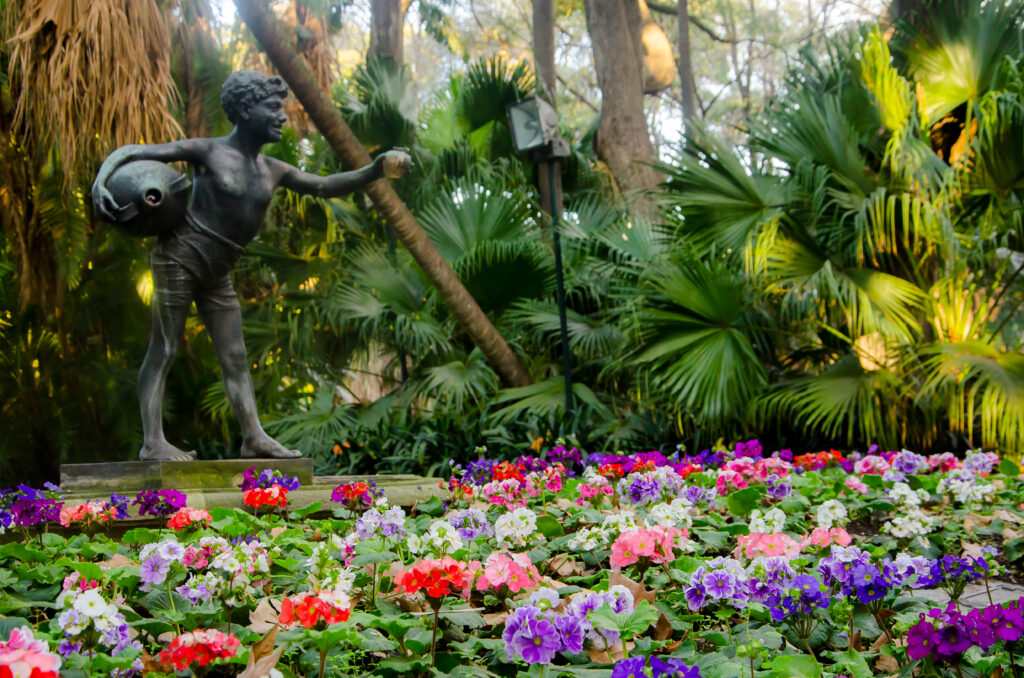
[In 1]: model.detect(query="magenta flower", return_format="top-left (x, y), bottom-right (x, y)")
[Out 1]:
top-left (906, 617), bottom-right (937, 660)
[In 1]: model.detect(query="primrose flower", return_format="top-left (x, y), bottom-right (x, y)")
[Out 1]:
top-left (0, 627), bottom-right (61, 678)
top-left (494, 507), bottom-right (537, 549)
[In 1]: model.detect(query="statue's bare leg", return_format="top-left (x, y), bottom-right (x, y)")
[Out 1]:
top-left (138, 300), bottom-right (197, 462)
top-left (201, 305), bottom-right (302, 459)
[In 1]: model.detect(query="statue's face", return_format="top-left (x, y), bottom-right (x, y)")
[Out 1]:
top-left (245, 94), bottom-right (287, 143)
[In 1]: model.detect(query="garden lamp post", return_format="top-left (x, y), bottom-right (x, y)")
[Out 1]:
top-left (506, 97), bottom-right (574, 415)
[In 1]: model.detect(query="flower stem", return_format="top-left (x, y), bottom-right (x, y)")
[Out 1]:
top-left (430, 607), bottom-right (440, 667)
top-left (319, 643), bottom-right (328, 677)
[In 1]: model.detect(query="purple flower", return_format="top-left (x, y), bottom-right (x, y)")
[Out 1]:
top-left (734, 439), bottom-right (763, 459)
top-left (619, 474), bottom-right (661, 505)
top-left (556, 613), bottom-right (585, 654)
top-left (963, 452), bottom-right (995, 474)
top-left (56, 639), bottom-right (82, 657)
top-left (140, 556), bottom-right (170, 586)
top-left (935, 622), bottom-right (972, 657)
top-left (611, 656), bottom-right (647, 678)
top-left (547, 445), bottom-right (582, 471)
top-left (508, 617), bottom-right (561, 664)
top-left (703, 572), bottom-right (736, 599)
top-left (448, 508), bottom-right (491, 541)
top-left (133, 490), bottom-right (186, 517)
top-left (684, 582), bottom-right (707, 610)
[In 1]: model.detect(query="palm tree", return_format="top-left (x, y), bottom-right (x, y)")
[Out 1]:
top-left (651, 3), bottom-right (1024, 454)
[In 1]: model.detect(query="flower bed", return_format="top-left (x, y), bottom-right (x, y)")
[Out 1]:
top-left (0, 444), bottom-right (1022, 677)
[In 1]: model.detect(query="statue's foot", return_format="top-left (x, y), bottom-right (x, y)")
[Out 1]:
top-left (140, 441), bottom-right (197, 462)
top-left (240, 434), bottom-right (303, 459)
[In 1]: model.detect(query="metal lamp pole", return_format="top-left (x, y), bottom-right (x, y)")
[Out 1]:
top-left (546, 158), bottom-right (574, 416)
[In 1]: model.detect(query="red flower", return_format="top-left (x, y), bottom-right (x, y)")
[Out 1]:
top-left (279, 593), bottom-right (351, 628)
top-left (157, 629), bottom-right (240, 670)
top-left (598, 463), bottom-right (625, 479)
top-left (492, 462), bottom-right (525, 482)
top-left (395, 558), bottom-right (470, 599)
top-left (243, 485), bottom-right (289, 509)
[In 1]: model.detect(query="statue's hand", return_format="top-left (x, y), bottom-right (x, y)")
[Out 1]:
top-left (91, 183), bottom-right (120, 223)
top-left (378, 148), bottom-right (413, 180)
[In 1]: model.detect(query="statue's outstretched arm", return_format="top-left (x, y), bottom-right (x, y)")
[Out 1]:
top-left (273, 149), bottom-right (412, 199)
top-left (92, 139), bottom-right (210, 222)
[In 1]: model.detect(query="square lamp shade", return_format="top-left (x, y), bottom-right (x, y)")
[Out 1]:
top-left (507, 97), bottom-right (560, 153)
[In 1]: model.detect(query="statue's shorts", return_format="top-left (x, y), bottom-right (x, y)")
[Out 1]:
top-left (150, 213), bottom-right (245, 314)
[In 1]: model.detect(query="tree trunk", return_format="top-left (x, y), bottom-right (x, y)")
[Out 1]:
top-left (583, 0), bottom-right (661, 196)
top-left (677, 0), bottom-right (697, 127)
top-left (532, 0), bottom-right (556, 103)
top-left (532, 0), bottom-right (558, 218)
top-left (233, 0), bottom-right (533, 388)
top-left (369, 0), bottom-right (405, 65)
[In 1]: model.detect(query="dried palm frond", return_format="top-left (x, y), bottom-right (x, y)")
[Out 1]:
top-left (6, 0), bottom-right (183, 187)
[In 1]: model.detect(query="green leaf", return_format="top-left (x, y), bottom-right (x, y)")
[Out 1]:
top-left (351, 550), bottom-right (398, 567)
top-left (725, 487), bottom-right (764, 517)
top-left (121, 528), bottom-right (159, 546)
top-left (769, 654), bottom-right (823, 678)
top-left (693, 529), bottom-right (730, 549)
top-left (826, 648), bottom-right (873, 678)
top-left (535, 515), bottom-right (564, 538)
top-left (288, 502), bottom-right (323, 520)
top-left (57, 560), bottom-right (103, 583)
top-left (999, 458), bottom-right (1020, 477)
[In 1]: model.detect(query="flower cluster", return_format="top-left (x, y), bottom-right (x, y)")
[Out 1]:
top-left (502, 599), bottom-right (584, 665)
top-left (907, 598), bottom-right (1024, 661)
top-left (239, 466), bottom-right (300, 491)
top-left (818, 545), bottom-right (929, 604)
top-left (477, 552), bottom-right (542, 595)
top-left (279, 591), bottom-right (351, 628)
top-left (166, 506), bottom-right (212, 531)
top-left (406, 519), bottom-right (464, 556)
top-left (937, 469), bottom-right (995, 507)
top-left (447, 507), bottom-right (492, 542)
top-left (735, 532), bottom-right (803, 560)
top-left (58, 500), bottom-right (121, 528)
top-left (243, 485), bottom-right (288, 509)
top-left (0, 627), bottom-right (61, 678)
top-left (157, 629), bottom-right (240, 670)
top-left (612, 655), bottom-right (701, 678)
top-left (1, 484), bottom-right (63, 529)
top-left (494, 507), bottom-right (537, 549)
top-left (354, 504), bottom-right (407, 540)
top-left (133, 489), bottom-right (187, 517)
top-left (610, 526), bottom-right (685, 570)
top-left (330, 481), bottom-right (382, 509)
top-left (55, 583), bottom-right (139, 660)
top-left (395, 558), bottom-right (470, 600)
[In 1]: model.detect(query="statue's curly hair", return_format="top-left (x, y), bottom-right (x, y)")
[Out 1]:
top-left (220, 70), bottom-right (289, 125)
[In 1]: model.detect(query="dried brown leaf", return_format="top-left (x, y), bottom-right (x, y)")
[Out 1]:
top-left (875, 654), bottom-right (900, 673)
top-left (239, 644), bottom-right (286, 678)
top-left (609, 571), bottom-right (656, 607)
top-left (248, 598), bottom-right (284, 634)
top-left (252, 626), bottom-right (278, 663)
top-left (653, 613), bottom-right (672, 641)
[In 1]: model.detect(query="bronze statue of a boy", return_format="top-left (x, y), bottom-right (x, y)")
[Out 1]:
top-left (92, 70), bottom-right (411, 461)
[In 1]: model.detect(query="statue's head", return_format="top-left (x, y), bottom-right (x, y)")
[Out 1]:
top-left (220, 70), bottom-right (289, 141)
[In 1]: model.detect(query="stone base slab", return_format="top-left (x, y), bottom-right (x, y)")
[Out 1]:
top-left (60, 459), bottom-right (314, 492)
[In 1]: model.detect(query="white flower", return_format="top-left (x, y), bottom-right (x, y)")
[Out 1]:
top-left (748, 507), bottom-right (786, 534)
top-left (567, 526), bottom-right (607, 551)
top-left (495, 507), bottom-right (537, 549)
top-left (72, 589), bottom-right (107, 618)
top-left (888, 482), bottom-right (928, 508)
top-left (600, 511), bottom-right (637, 534)
top-left (645, 498), bottom-right (693, 530)
top-left (938, 472), bottom-right (995, 507)
top-left (157, 539), bottom-right (185, 562)
top-left (815, 499), bottom-right (848, 529)
top-left (882, 509), bottom-right (935, 538)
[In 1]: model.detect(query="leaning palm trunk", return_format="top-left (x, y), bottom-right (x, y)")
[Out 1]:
top-left (233, 0), bottom-right (533, 388)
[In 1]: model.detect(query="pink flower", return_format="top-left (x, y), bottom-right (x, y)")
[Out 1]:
top-left (853, 455), bottom-right (891, 475)
top-left (844, 476), bottom-right (869, 494)
top-left (716, 470), bottom-right (749, 495)
top-left (800, 526), bottom-right (852, 550)
top-left (735, 532), bottom-right (802, 560)
top-left (0, 627), bottom-right (61, 677)
top-left (477, 553), bottom-right (540, 594)
top-left (610, 527), bottom-right (681, 569)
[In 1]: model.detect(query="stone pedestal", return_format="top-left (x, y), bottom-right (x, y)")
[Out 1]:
top-left (56, 460), bottom-right (443, 512)
top-left (60, 459), bottom-right (314, 492)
